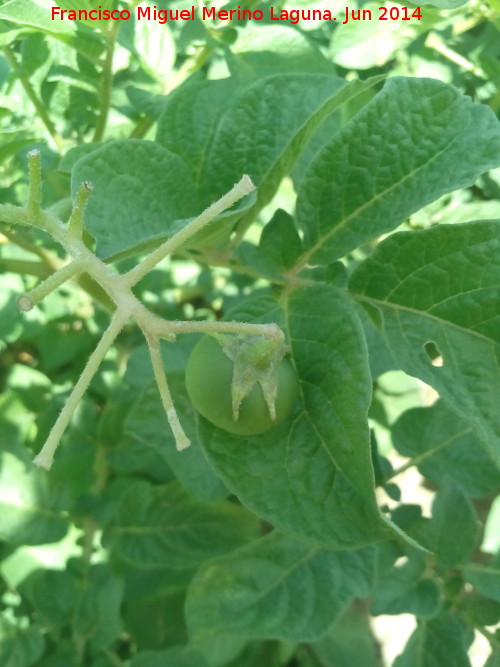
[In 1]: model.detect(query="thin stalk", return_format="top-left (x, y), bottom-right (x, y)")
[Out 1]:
top-left (145, 334), bottom-right (190, 451)
top-left (3, 169), bottom-right (286, 468)
top-left (33, 309), bottom-right (128, 470)
top-left (0, 227), bottom-right (61, 271)
top-left (17, 259), bottom-right (86, 311)
top-left (68, 182), bottom-right (93, 238)
top-left (92, 24), bottom-right (119, 142)
top-left (151, 318), bottom-right (284, 343)
top-left (27, 150), bottom-right (42, 215)
top-left (3, 46), bottom-right (63, 151)
top-left (0, 258), bottom-right (50, 278)
top-left (123, 175), bottom-right (254, 287)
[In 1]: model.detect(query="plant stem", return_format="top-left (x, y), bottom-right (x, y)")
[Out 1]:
top-left (2, 174), bottom-right (286, 467)
top-left (68, 182), bottom-right (93, 238)
top-left (123, 175), bottom-right (255, 287)
top-left (0, 227), bottom-right (60, 270)
top-left (144, 334), bottom-right (190, 450)
top-left (33, 309), bottom-right (128, 469)
top-left (27, 150), bottom-right (42, 215)
top-left (0, 258), bottom-right (50, 278)
top-left (92, 24), bottom-right (119, 142)
top-left (151, 318), bottom-right (284, 342)
top-left (17, 259), bottom-right (86, 311)
top-left (3, 46), bottom-right (64, 151)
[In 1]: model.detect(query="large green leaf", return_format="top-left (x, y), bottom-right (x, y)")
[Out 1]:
top-left (0, 452), bottom-right (68, 545)
top-left (0, 620), bottom-right (45, 667)
top-left (370, 542), bottom-right (440, 618)
top-left (156, 78), bottom-right (244, 190)
top-left (104, 481), bottom-right (258, 571)
top-left (104, 342), bottom-right (227, 502)
top-left (393, 612), bottom-right (471, 667)
top-left (0, 0), bottom-right (74, 35)
top-left (392, 401), bottom-right (500, 497)
top-left (349, 221), bottom-right (500, 466)
top-left (130, 646), bottom-right (208, 667)
top-left (329, 3), bottom-right (435, 70)
top-left (295, 77), bottom-right (500, 267)
top-left (185, 531), bottom-right (374, 641)
top-left (71, 140), bottom-right (196, 259)
top-left (431, 481), bottom-right (479, 569)
top-left (156, 74), bottom-right (383, 249)
top-left (72, 564), bottom-right (124, 650)
top-left (196, 286), bottom-right (399, 548)
top-left (228, 24), bottom-right (336, 80)
top-left (462, 563), bottom-right (500, 603)
top-left (302, 607), bottom-right (383, 666)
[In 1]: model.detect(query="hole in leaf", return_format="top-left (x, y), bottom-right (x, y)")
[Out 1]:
top-left (424, 341), bottom-right (443, 367)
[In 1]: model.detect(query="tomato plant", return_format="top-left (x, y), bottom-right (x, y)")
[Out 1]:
top-left (1, 1), bottom-right (500, 666)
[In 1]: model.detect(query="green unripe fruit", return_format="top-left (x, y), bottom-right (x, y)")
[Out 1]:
top-left (185, 335), bottom-right (299, 436)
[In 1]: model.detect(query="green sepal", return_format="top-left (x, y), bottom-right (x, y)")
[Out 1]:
top-left (211, 334), bottom-right (288, 422)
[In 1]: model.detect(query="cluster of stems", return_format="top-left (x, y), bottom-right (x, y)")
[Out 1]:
top-left (0, 151), bottom-right (284, 470)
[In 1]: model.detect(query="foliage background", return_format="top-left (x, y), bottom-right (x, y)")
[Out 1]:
top-left (1, 0), bottom-right (500, 665)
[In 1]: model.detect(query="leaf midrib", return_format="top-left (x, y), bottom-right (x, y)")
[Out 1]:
top-left (294, 94), bottom-right (469, 272)
top-left (353, 293), bottom-right (498, 347)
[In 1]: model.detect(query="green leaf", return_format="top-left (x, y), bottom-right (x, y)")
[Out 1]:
top-left (185, 531), bottom-right (374, 641)
top-left (431, 481), bottom-right (479, 569)
top-left (459, 594), bottom-right (500, 627)
top-left (132, 4), bottom-right (175, 79)
top-left (130, 646), bottom-right (208, 667)
top-left (371, 543), bottom-right (440, 617)
top-left (461, 564), bottom-right (500, 604)
top-left (104, 481), bottom-right (258, 571)
top-left (349, 221), bottom-right (500, 466)
top-left (391, 401), bottom-right (500, 497)
top-left (298, 607), bottom-right (383, 667)
top-left (0, 621), bottom-right (45, 667)
top-left (296, 77), bottom-right (500, 266)
top-left (156, 78), bottom-right (243, 189)
top-left (123, 587), bottom-right (187, 650)
top-left (197, 286), bottom-right (402, 548)
top-left (19, 569), bottom-right (77, 627)
top-left (330, 3), bottom-right (434, 70)
top-left (0, 452), bottom-right (68, 545)
top-left (71, 139), bottom-right (196, 259)
top-left (485, 646), bottom-right (500, 667)
top-left (228, 24), bottom-right (336, 80)
top-left (236, 208), bottom-right (303, 280)
top-left (56, 0), bottom-right (114, 26)
top-left (0, 0), bottom-right (74, 35)
top-left (393, 612), bottom-right (471, 667)
top-left (72, 563), bottom-right (124, 649)
top-left (105, 342), bottom-right (227, 501)
top-left (420, 0), bottom-right (467, 7)
top-left (156, 74), bottom-right (383, 249)
top-left (198, 74), bottom-right (382, 220)
top-left (258, 209), bottom-right (303, 274)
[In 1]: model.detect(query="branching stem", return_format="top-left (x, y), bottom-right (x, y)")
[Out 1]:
top-left (144, 334), bottom-right (191, 451)
top-left (17, 259), bottom-right (86, 311)
top-left (33, 309), bottom-right (129, 470)
top-left (0, 164), bottom-right (281, 469)
top-left (122, 175), bottom-right (255, 287)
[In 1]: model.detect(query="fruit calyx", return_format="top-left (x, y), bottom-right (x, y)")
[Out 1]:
top-left (211, 333), bottom-right (289, 423)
